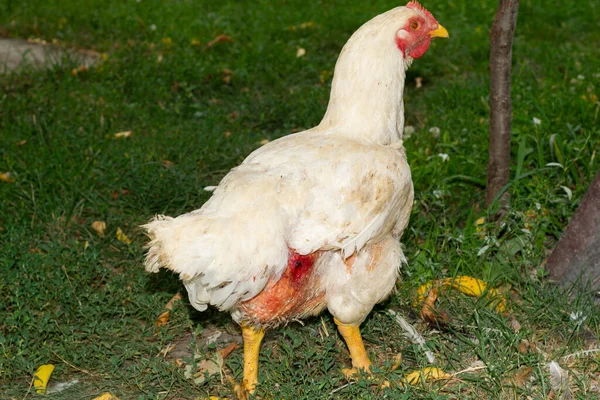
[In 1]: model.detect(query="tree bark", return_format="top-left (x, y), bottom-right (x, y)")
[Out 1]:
top-left (547, 171), bottom-right (600, 303)
top-left (486, 0), bottom-right (520, 209)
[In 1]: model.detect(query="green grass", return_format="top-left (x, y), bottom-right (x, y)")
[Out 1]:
top-left (1, 0), bottom-right (599, 398)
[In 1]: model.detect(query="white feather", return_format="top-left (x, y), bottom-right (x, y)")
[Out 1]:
top-left (389, 309), bottom-right (436, 363)
top-left (547, 361), bottom-right (571, 400)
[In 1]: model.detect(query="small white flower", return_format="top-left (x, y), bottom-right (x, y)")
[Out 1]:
top-left (570, 311), bottom-right (587, 326)
top-left (150, 24), bottom-right (157, 31)
top-left (433, 189), bottom-right (444, 199)
top-left (404, 125), bottom-right (415, 137)
top-left (577, 74), bottom-right (585, 80)
top-left (437, 153), bottom-right (449, 162)
top-left (533, 117), bottom-right (541, 125)
top-left (429, 126), bottom-right (440, 138)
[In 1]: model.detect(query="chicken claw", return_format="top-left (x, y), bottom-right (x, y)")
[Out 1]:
top-left (335, 319), bottom-right (372, 375)
top-left (232, 324), bottom-right (264, 399)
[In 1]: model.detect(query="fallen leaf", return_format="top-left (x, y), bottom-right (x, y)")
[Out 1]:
top-left (206, 34), bottom-right (233, 48)
top-left (71, 65), bottom-right (89, 76)
top-left (165, 293), bottom-right (183, 310)
top-left (320, 70), bottom-right (333, 85)
top-left (420, 287), bottom-right (449, 326)
top-left (218, 342), bottom-right (240, 359)
top-left (227, 111), bottom-right (238, 122)
top-left (92, 393), bottom-right (120, 400)
top-left (114, 131), bottom-right (132, 139)
top-left (474, 216), bottom-right (486, 238)
top-left (116, 227), bottom-right (132, 244)
top-left (224, 131), bottom-right (231, 138)
top-left (91, 221), bottom-right (107, 237)
top-left (296, 47), bottom-right (306, 58)
top-left (156, 311), bottom-right (170, 327)
top-left (162, 160), bottom-right (174, 167)
top-left (414, 276), bottom-right (506, 313)
top-left (401, 367), bottom-right (451, 387)
top-left (415, 77), bottom-right (423, 88)
top-left (0, 172), bottom-right (15, 183)
top-left (509, 315), bottom-right (522, 332)
top-left (390, 353), bottom-right (403, 372)
top-left (33, 364), bottom-right (55, 394)
top-left (286, 21), bottom-right (315, 31)
top-left (184, 353), bottom-right (224, 385)
top-left (17, 140), bottom-right (27, 146)
top-left (259, 139), bottom-right (270, 145)
top-left (513, 366), bottom-right (533, 387)
top-left (156, 293), bottom-right (183, 327)
top-left (518, 339), bottom-right (529, 354)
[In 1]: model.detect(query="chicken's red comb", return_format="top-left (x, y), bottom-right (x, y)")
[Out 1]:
top-left (406, 1), bottom-right (436, 22)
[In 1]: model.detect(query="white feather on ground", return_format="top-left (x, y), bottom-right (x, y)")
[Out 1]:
top-left (389, 309), bottom-right (435, 363)
top-left (547, 361), bottom-right (571, 400)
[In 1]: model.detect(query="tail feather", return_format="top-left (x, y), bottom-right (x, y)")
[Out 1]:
top-left (142, 211), bottom-right (287, 312)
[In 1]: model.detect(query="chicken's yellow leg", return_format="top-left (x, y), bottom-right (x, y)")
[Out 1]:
top-left (234, 324), bottom-right (265, 399)
top-left (334, 318), bottom-right (372, 378)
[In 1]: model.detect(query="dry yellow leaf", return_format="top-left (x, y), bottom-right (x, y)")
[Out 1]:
top-left (156, 310), bottom-right (170, 327)
top-left (116, 227), bottom-right (132, 244)
top-left (402, 367), bottom-right (451, 386)
top-left (259, 139), bottom-right (270, 145)
top-left (156, 293), bottom-right (183, 327)
top-left (414, 276), bottom-right (506, 313)
top-left (513, 366), bottom-right (534, 387)
top-left (93, 393), bottom-right (120, 400)
top-left (91, 221), bottom-right (107, 237)
top-left (114, 131), bottom-right (132, 139)
top-left (33, 364), bottom-right (54, 394)
top-left (0, 172), bottom-right (15, 183)
top-left (165, 293), bottom-right (183, 310)
top-left (184, 354), bottom-right (223, 385)
top-left (296, 47), bottom-right (306, 58)
top-left (206, 34), bottom-right (233, 48)
top-left (474, 216), bottom-right (486, 238)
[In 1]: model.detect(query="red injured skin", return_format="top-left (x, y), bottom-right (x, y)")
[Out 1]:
top-left (238, 250), bottom-right (326, 325)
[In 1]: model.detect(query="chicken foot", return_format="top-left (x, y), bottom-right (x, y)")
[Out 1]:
top-left (334, 318), bottom-right (372, 378)
top-left (233, 324), bottom-right (265, 399)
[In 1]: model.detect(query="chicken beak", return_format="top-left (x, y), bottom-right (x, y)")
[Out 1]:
top-left (429, 24), bottom-right (449, 39)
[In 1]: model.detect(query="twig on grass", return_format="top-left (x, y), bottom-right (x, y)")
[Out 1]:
top-left (50, 349), bottom-right (103, 377)
top-left (62, 265), bottom-right (83, 308)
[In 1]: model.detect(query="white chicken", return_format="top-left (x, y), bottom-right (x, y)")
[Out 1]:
top-left (144, 1), bottom-right (447, 396)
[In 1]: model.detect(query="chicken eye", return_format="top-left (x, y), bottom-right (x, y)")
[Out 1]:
top-left (410, 20), bottom-right (421, 31)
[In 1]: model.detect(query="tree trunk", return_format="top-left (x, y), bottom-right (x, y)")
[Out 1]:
top-left (486, 0), bottom-right (520, 209)
top-left (547, 171), bottom-right (600, 303)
